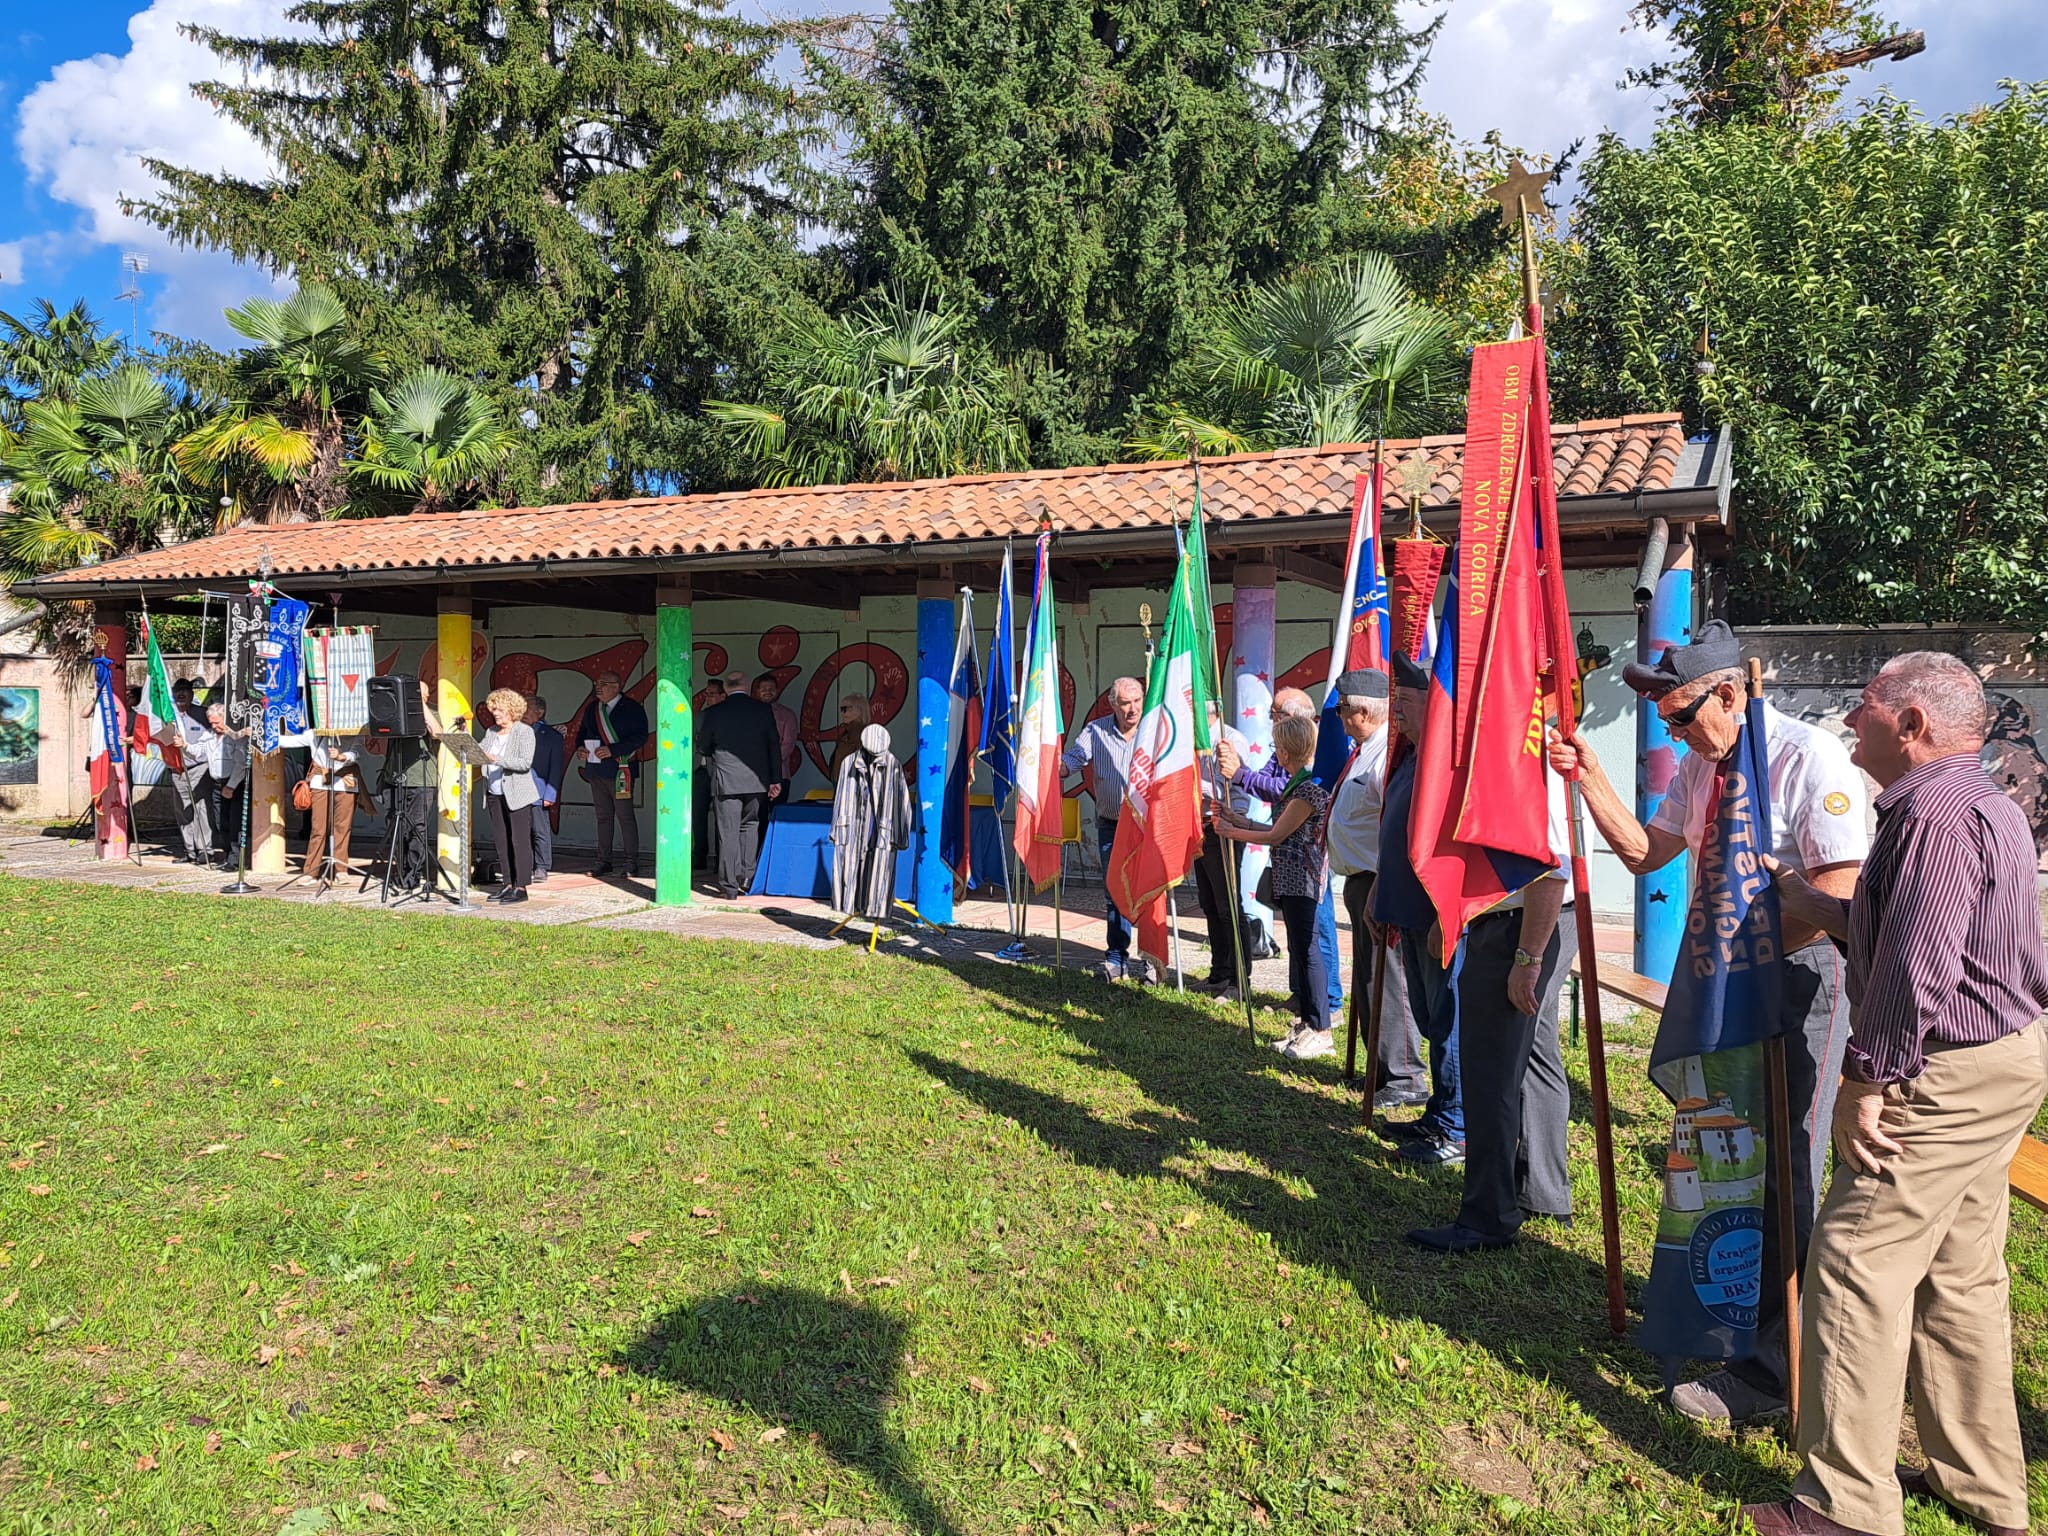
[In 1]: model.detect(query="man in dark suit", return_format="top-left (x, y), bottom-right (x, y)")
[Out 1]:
top-left (526, 693), bottom-right (566, 884)
top-left (698, 681), bottom-right (784, 897)
top-left (572, 671), bottom-right (649, 878)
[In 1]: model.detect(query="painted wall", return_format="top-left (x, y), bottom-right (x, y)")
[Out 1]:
top-left (0, 652), bottom-right (89, 822)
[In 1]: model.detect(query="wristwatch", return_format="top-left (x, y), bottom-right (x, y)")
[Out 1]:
top-left (1512, 947), bottom-right (1540, 969)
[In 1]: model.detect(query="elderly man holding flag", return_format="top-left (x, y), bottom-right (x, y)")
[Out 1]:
top-left (1548, 621), bottom-right (1866, 1423)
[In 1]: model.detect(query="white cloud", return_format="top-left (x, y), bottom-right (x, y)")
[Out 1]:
top-left (13, 0), bottom-right (294, 341)
top-left (0, 241), bottom-right (23, 287)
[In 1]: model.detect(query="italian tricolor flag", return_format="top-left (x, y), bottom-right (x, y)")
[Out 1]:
top-left (1108, 505), bottom-right (1215, 976)
top-left (1011, 530), bottom-right (1066, 891)
top-left (135, 613), bottom-right (184, 774)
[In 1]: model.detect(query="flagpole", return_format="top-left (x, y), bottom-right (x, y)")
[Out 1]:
top-left (1751, 657), bottom-right (1803, 1442)
top-left (1521, 192), bottom-right (1626, 1338)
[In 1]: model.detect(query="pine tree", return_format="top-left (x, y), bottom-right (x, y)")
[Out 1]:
top-left (130, 0), bottom-right (828, 502)
top-left (826, 0), bottom-right (1436, 459)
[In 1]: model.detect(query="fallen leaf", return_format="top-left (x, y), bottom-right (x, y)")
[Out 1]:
top-left (259, 1151), bottom-right (286, 1162)
top-left (362, 1493), bottom-right (391, 1514)
top-left (715, 1505), bottom-right (752, 1521)
top-left (243, 1280), bottom-right (259, 1298)
top-left (838, 1269), bottom-right (853, 1295)
top-left (405, 1412), bottom-right (430, 1426)
top-left (204, 1432), bottom-right (222, 1454)
top-left (1175, 1210), bottom-right (1200, 1229)
top-left (691, 1206), bottom-right (715, 1219)
top-left (0, 1291), bottom-right (15, 1309)
top-left (198, 1144), bottom-right (229, 1156)
top-left (968, 1377), bottom-right (992, 1394)
top-left (709, 1428), bottom-right (736, 1453)
top-left (1168, 1439), bottom-right (1203, 1458)
top-left (758, 1426), bottom-right (787, 1444)
top-left (25, 1186), bottom-right (49, 1198)
top-left (133, 1453), bottom-right (158, 1471)
top-left (505, 1448), bottom-right (532, 1466)
top-left (624, 1230), bottom-right (650, 1247)
top-left (255, 1344), bottom-right (279, 1366)
top-left (691, 1173), bottom-right (708, 1184)
top-left (129, 1000), bottom-right (146, 1013)
top-left (1249, 1503), bottom-right (1270, 1526)
top-left (866, 1275), bottom-right (899, 1288)
top-left (1211, 1406), bottom-right (1242, 1424)
top-left (589, 1469), bottom-right (612, 1485)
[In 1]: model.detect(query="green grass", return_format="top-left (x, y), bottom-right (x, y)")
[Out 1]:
top-left (0, 874), bottom-right (2041, 1535)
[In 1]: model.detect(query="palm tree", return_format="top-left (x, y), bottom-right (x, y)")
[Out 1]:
top-left (706, 289), bottom-right (1030, 486)
top-left (0, 300), bottom-right (123, 435)
top-left (176, 285), bottom-right (377, 523)
top-left (349, 368), bottom-right (519, 513)
top-left (0, 363), bottom-right (211, 666)
top-left (1128, 255), bottom-right (1460, 457)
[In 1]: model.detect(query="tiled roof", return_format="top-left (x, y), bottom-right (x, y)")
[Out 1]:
top-left (29, 415), bottom-right (1712, 592)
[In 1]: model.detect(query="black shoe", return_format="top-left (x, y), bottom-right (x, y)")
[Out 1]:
top-left (1379, 1116), bottom-right (1439, 1143)
top-left (499, 888), bottom-right (529, 904)
top-left (486, 887), bottom-right (510, 903)
top-left (1405, 1222), bottom-right (1517, 1253)
top-left (594, 861), bottom-right (615, 877)
top-left (1373, 1085), bottom-right (1430, 1111)
top-left (1522, 1209), bottom-right (1574, 1229)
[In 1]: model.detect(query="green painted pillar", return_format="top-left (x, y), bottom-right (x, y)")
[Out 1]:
top-left (655, 579), bottom-right (694, 907)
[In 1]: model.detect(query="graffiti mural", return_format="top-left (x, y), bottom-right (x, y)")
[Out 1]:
top-left (0, 687), bottom-right (38, 786)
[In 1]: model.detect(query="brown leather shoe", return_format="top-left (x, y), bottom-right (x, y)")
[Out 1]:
top-left (1738, 1500), bottom-right (1880, 1536)
top-left (1896, 1465), bottom-right (2029, 1536)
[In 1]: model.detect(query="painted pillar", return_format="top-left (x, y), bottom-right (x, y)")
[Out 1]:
top-left (1635, 536), bottom-right (1695, 978)
top-left (914, 578), bottom-right (955, 924)
top-left (654, 579), bottom-right (694, 908)
top-left (90, 602), bottom-right (129, 861)
top-left (250, 747), bottom-right (288, 872)
top-left (1230, 564), bottom-right (1278, 934)
top-left (436, 592), bottom-right (474, 891)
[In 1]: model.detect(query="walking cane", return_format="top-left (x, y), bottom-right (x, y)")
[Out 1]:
top-left (1359, 931), bottom-right (1389, 1124)
top-left (1752, 656), bottom-right (1803, 1442)
top-left (1209, 795), bottom-right (1258, 1046)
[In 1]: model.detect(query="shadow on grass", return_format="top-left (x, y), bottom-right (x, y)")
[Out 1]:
top-left (620, 1285), bottom-right (963, 1536)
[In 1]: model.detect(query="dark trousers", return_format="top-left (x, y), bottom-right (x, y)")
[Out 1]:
top-left (1095, 819), bottom-right (1132, 958)
top-left (1399, 926), bottom-right (1463, 1142)
top-left (1194, 828), bottom-right (1251, 984)
top-left (1343, 873), bottom-right (1425, 1095)
top-left (1277, 893), bottom-right (1332, 1032)
top-left (714, 794), bottom-right (764, 891)
top-left (209, 779), bottom-right (242, 858)
top-left (590, 776), bottom-right (639, 866)
top-left (1454, 906), bottom-right (1576, 1238)
top-left (1735, 938), bottom-right (1849, 1396)
top-left (488, 794), bottom-right (533, 891)
top-left (531, 799), bottom-right (555, 875)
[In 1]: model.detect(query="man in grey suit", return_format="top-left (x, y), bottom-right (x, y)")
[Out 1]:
top-left (698, 684), bottom-right (784, 897)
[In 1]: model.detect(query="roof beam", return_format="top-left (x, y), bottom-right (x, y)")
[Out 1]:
top-left (1270, 549), bottom-right (1346, 594)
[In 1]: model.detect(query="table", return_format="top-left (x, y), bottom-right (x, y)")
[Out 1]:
top-left (749, 803), bottom-right (1008, 900)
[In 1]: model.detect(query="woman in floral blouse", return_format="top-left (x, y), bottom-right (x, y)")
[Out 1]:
top-left (1216, 713), bottom-right (1333, 1056)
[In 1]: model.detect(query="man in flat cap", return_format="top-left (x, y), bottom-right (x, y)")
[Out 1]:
top-left (1324, 668), bottom-right (1426, 1089)
top-left (1547, 619), bottom-right (1868, 1423)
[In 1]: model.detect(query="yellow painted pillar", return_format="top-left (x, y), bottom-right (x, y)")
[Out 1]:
top-left (436, 593), bottom-right (474, 891)
top-left (250, 749), bottom-right (288, 872)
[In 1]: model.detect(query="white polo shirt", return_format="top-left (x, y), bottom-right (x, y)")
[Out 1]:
top-left (1326, 727), bottom-right (1390, 878)
top-left (1646, 700), bottom-right (1868, 872)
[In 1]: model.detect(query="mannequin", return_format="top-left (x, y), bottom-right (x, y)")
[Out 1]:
top-left (831, 723), bottom-right (913, 919)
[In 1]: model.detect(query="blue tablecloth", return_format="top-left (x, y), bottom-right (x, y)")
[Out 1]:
top-left (750, 803), bottom-right (1008, 900)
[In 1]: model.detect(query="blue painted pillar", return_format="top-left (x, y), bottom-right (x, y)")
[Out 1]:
top-left (1635, 539), bottom-right (1694, 978)
top-left (914, 578), bottom-right (955, 924)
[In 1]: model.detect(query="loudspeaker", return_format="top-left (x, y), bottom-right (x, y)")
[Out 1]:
top-left (367, 673), bottom-right (426, 738)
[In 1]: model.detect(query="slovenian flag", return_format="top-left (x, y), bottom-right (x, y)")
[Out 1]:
top-left (979, 546), bottom-right (1018, 804)
top-left (1314, 466), bottom-right (1391, 786)
top-left (1011, 530), bottom-right (1065, 891)
top-left (939, 591), bottom-right (983, 886)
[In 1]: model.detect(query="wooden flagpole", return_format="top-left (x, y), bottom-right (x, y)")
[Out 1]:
top-left (1520, 193), bottom-right (1627, 1337)
top-left (1751, 657), bottom-right (1803, 1440)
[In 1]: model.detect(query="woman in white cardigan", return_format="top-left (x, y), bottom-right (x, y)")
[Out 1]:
top-left (479, 687), bottom-right (538, 903)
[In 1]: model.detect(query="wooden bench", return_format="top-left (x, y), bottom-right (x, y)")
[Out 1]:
top-left (1570, 955), bottom-right (2048, 1214)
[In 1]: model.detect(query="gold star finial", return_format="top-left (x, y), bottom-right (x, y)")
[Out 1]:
top-left (1482, 160), bottom-right (1553, 230)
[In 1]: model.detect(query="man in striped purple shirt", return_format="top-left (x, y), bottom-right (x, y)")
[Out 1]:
top-left (1746, 652), bottom-right (2048, 1536)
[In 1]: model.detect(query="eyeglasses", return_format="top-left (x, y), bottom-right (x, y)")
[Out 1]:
top-left (1660, 688), bottom-right (1717, 729)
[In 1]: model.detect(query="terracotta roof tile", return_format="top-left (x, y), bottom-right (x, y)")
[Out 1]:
top-left (35, 417), bottom-right (1708, 591)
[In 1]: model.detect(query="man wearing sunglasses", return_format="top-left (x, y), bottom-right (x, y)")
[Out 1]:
top-left (1546, 620), bottom-right (1867, 1426)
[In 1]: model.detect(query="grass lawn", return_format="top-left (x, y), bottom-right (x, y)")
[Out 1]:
top-left (0, 874), bottom-right (2042, 1535)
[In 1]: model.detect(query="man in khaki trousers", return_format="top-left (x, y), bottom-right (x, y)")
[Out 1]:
top-left (1748, 652), bottom-right (2048, 1536)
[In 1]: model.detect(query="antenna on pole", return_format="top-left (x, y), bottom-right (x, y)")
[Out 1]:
top-left (117, 253), bottom-right (149, 347)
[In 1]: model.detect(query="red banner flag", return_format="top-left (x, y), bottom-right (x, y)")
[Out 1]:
top-left (1388, 539), bottom-right (1446, 662)
top-left (1454, 338), bottom-right (1541, 762)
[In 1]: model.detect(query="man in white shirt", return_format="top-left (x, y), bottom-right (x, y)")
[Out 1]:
top-left (1063, 678), bottom-right (1145, 981)
top-left (166, 679), bottom-right (218, 866)
top-left (1323, 669), bottom-right (1425, 1098)
top-left (1548, 619), bottom-right (1867, 1423)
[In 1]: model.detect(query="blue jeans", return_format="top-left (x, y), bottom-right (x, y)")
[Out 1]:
top-left (1398, 926), bottom-right (1463, 1142)
top-left (1316, 881), bottom-right (1344, 1011)
top-left (1096, 820), bottom-right (1132, 958)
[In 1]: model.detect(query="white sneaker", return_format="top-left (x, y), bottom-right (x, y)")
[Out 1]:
top-left (1285, 1028), bottom-right (1336, 1061)
top-left (1270, 1023), bottom-right (1303, 1053)
top-left (1097, 956), bottom-right (1127, 982)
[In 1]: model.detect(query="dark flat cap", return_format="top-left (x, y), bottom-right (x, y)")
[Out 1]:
top-left (1621, 619), bottom-right (1742, 698)
top-left (1391, 652), bottom-right (1432, 691)
top-left (1334, 668), bottom-right (1389, 701)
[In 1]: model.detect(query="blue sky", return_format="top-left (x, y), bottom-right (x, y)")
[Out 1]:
top-left (4, 0), bottom-right (2044, 349)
